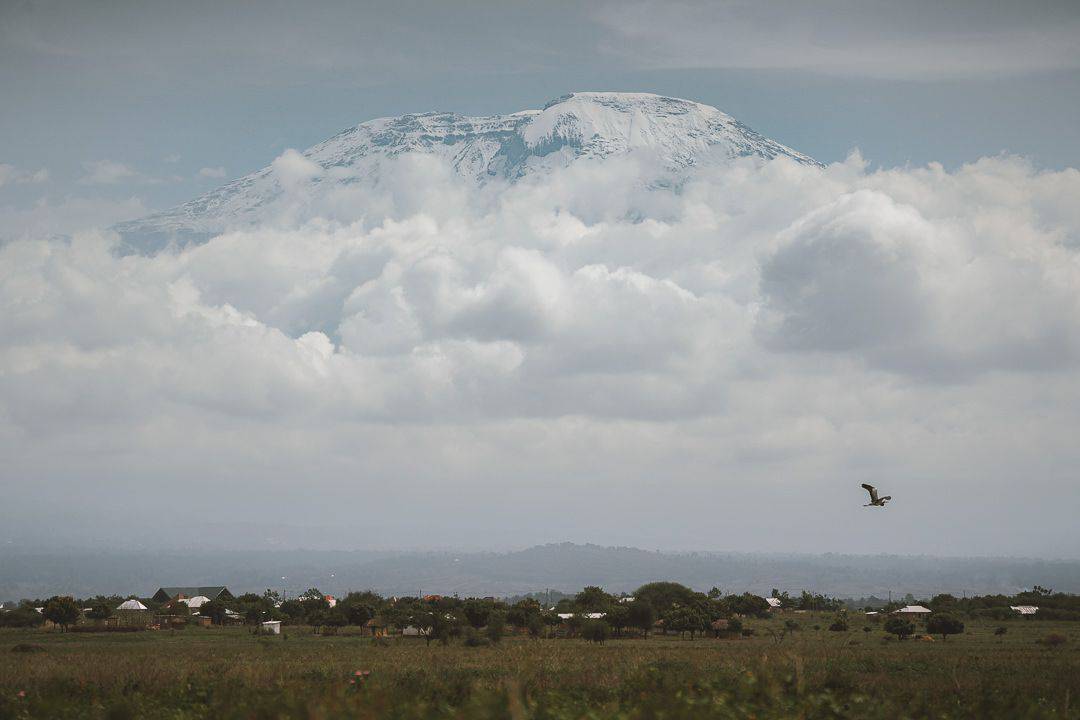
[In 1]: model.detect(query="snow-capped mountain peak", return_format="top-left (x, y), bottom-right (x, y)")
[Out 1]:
top-left (115, 92), bottom-right (818, 251)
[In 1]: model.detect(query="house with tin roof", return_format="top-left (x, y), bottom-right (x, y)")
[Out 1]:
top-left (152, 586), bottom-right (234, 604)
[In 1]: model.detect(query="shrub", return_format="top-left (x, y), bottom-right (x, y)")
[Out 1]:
top-left (582, 620), bottom-right (611, 644)
top-left (486, 613), bottom-right (506, 645)
top-left (829, 618), bottom-right (849, 632)
top-left (0, 607), bottom-right (43, 628)
top-left (926, 614), bottom-right (964, 641)
top-left (43, 596), bottom-right (81, 631)
top-left (994, 626), bottom-right (1008, 636)
top-left (526, 614), bottom-right (543, 639)
top-left (884, 617), bottom-right (915, 640)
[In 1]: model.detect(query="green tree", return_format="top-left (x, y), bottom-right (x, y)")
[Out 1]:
top-left (0, 606), bottom-right (44, 628)
top-left (338, 595), bottom-right (374, 627)
top-left (462, 599), bottom-right (492, 629)
top-left (727, 593), bottom-right (771, 618)
top-left (627, 599), bottom-right (655, 638)
top-left (86, 602), bottom-right (113, 621)
top-left (665, 606), bottom-right (710, 639)
top-left (581, 619), bottom-right (611, 644)
top-left (575, 586), bottom-right (613, 612)
top-left (926, 614), bottom-right (964, 641)
top-left (507, 598), bottom-right (541, 629)
top-left (322, 608), bottom-right (348, 634)
top-left (486, 612), bottom-right (506, 644)
top-left (633, 582), bottom-right (697, 616)
top-left (308, 608), bottom-right (328, 631)
top-left (278, 600), bottom-right (305, 623)
top-left (43, 596), bottom-right (81, 631)
top-left (884, 617), bottom-right (915, 640)
top-left (526, 613), bottom-right (544, 639)
top-left (606, 605), bottom-right (630, 636)
top-left (298, 588), bottom-right (330, 616)
top-left (199, 599), bottom-right (228, 625)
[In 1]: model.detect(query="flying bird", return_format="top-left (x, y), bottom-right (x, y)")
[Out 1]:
top-left (861, 483), bottom-right (892, 507)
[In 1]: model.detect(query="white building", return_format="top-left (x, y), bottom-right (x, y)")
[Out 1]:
top-left (116, 599), bottom-right (148, 611)
top-left (894, 605), bottom-right (932, 615)
top-left (1010, 605), bottom-right (1039, 615)
top-left (557, 612), bottom-right (606, 620)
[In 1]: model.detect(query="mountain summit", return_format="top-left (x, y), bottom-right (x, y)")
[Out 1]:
top-left (116, 92), bottom-right (817, 251)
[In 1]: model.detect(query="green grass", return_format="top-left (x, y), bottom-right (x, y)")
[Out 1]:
top-left (2, 615), bottom-right (1078, 719)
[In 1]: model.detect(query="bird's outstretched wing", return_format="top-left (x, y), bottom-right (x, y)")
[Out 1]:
top-left (861, 483), bottom-right (879, 502)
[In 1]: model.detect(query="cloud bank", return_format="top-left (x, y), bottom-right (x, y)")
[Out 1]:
top-left (2, 151), bottom-right (1080, 555)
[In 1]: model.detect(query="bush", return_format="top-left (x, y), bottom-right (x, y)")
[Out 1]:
top-left (829, 619), bottom-right (849, 632)
top-left (43, 596), bottom-right (81, 630)
top-left (926, 614), bottom-right (964, 641)
top-left (0, 607), bottom-right (43, 628)
top-left (884, 617), bottom-right (915, 640)
top-left (486, 614), bottom-right (506, 645)
top-left (994, 626), bottom-right (1008, 636)
top-left (582, 620), bottom-right (611, 644)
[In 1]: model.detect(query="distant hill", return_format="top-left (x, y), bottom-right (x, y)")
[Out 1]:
top-left (2, 542), bottom-right (1078, 601)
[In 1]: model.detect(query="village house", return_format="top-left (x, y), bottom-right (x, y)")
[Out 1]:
top-left (151, 586), bottom-right (234, 604)
top-left (894, 605), bottom-right (932, 615)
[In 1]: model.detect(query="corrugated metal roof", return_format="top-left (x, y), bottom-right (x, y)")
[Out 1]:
top-left (152, 586), bottom-right (231, 602)
top-left (116, 599), bottom-right (148, 611)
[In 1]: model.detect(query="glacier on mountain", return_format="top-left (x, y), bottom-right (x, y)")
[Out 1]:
top-left (114, 92), bottom-right (818, 252)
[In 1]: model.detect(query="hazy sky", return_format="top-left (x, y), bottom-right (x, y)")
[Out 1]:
top-left (2, 0), bottom-right (1080, 557)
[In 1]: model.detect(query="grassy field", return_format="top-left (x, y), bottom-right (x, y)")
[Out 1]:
top-left (2, 615), bottom-right (1078, 719)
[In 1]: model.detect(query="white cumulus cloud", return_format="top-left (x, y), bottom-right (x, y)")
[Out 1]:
top-left (3, 151), bottom-right (1080, 555)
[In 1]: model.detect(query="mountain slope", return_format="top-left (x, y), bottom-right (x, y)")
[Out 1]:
top-left (115, 92), bottom-right (818, 251)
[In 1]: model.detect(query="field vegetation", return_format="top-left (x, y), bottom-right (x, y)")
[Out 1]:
top-left (1, 583), bottom-right (1078, 719)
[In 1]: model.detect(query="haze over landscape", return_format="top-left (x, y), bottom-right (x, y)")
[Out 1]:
top-left (3, 1), bottom-right (1080, 598)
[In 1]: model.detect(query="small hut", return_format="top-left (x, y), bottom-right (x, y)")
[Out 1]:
top-left (115, 599), bottom-right (151, 627)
